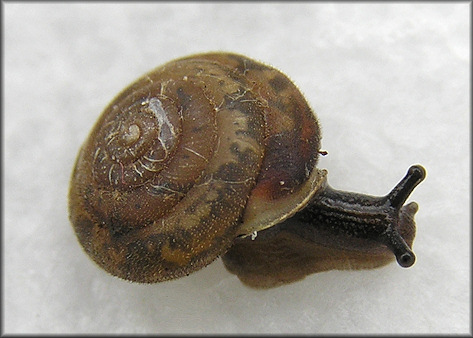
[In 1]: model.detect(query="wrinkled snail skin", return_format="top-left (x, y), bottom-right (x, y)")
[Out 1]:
top-left (222, 165), bottom-right (426, 288)
top-left (69, 52), bottom-right (426, 288)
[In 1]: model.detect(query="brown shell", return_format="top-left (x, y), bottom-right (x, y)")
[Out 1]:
top-left (68, 52), bottom-right (322, 283)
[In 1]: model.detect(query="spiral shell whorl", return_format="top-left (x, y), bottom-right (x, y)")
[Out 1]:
top-left (92, 95), bottom-right (181, 188)
top-left (69, 52), bottom-right (322, 283)
top-left (69, 57), bottom-right (267, 282)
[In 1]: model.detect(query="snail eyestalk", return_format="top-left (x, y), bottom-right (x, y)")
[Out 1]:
top-left (385, 165), bottom-right (426, 210)
top-left (382, 226), bottom-right (416, 268)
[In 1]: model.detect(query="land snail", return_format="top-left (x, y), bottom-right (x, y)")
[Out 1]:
top-left (69, 52), bottom-right (426, 288)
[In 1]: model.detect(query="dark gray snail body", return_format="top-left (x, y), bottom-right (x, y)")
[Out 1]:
top-left (69, 52), bottom-right (426, 288)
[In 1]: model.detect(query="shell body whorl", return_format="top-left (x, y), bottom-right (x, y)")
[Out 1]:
top-left (69, 52), bottom-right (322, 282)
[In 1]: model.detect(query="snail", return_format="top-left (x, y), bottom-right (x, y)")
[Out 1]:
top-left (68, 52), bottom-right (426, 288)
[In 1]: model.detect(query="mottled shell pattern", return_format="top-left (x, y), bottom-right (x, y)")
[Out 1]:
top-left (68, 52), bottom-right (324, 283)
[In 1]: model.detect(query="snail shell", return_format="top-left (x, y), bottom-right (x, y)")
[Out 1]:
top-left (69, 52), bottom-right (324, 283)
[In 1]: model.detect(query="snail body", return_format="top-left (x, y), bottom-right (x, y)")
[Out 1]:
top-left (69, 52), bottom-right (425, 288)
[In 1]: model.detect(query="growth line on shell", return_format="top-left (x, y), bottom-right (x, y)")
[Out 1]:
top-left (239, 99), bottom-right (258, 104)
top-left (183, 147), bottom-right (208, 162)
top-left (108, 164), bottom-right (115, 185)
top-left (222, 178), bottom-right (254, 185)
top-left (226, 88), bottom-right (248, 102)
top-left (106, 133), bottom-right (118, 146)
top-left (138, 159), bottom-right (161, 173)
top-left (119, 162), bottom-right (125, 184)
top-left (132, 163), bottom-right (143, 177)
top-left (143, 155), bottom-right (165, 163)
top-left (148, 184), bottom-right (184, 197)
top-left (93, 147), bottom-right (101, 162)
top-left (127, 148), bottom-right (136, 157)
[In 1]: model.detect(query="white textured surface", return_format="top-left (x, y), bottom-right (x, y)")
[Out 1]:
top-left (4, 3), bottom-right (470, 334)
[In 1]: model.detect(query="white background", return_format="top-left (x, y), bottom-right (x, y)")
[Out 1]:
top-left (4, 3), bottom-right (470, 334)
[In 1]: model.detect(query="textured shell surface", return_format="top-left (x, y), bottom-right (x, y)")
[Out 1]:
top-left (68, 52), bottom-right (322, 283)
